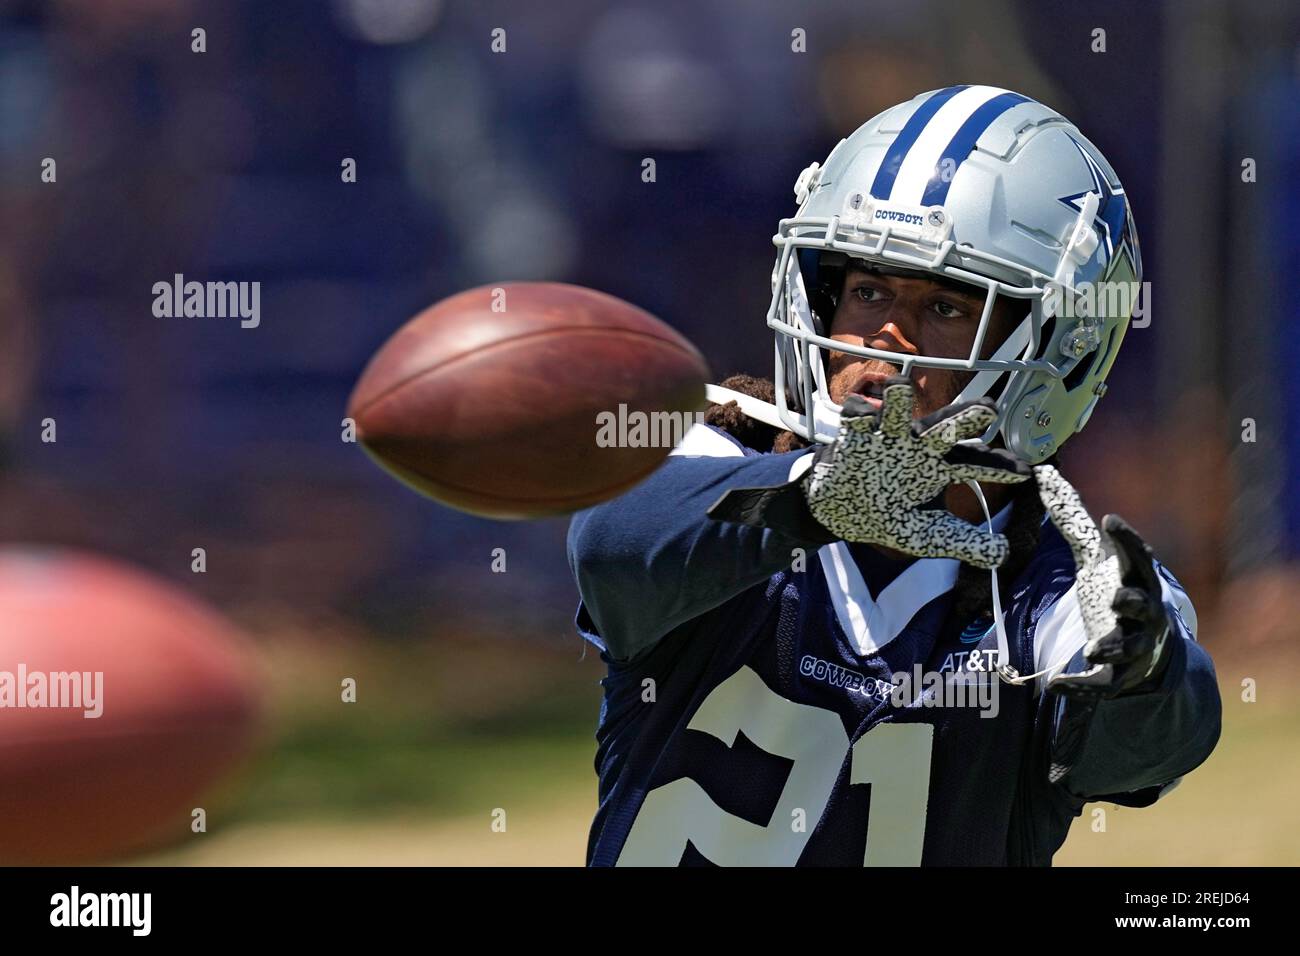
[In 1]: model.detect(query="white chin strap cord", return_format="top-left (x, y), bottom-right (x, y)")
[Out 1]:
top-left (703, 390), bottom-right (1085, 690)
top-left (962, 192), bottom-right (1105, 688)
top-left (964, 480), bottom-right (1077, 689)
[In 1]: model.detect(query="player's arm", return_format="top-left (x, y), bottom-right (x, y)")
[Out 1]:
top-left (569, 384), bottom-right (1030, 663)
top-left (566, 432), bottom-right (832, 662)
top-left (1032, 465), bottom-right (1222, 804)
top-left (1046, 588), bottom-right (1220, 806)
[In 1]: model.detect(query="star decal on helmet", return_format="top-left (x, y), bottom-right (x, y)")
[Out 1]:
top-left (1059, 137), bottom-right (1130, 264)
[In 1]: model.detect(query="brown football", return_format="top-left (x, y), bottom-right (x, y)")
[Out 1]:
top-left (347, 282), bottom-right (710, 518)
top-left (0, 547), bottom-right (263, 864)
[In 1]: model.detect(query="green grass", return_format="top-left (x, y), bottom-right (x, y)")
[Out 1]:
top-left (210, 634), bottom-right (603, 824)
top-left (1056, 665), bottom-right (1300, 865)
top-left (230, 716), bottom-right (595, 823)
top-left (149, 636), bottom-right (1300, 865)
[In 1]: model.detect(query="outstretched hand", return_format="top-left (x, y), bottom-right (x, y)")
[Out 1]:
top-left (1035, 464), bottom-right (1172, 699)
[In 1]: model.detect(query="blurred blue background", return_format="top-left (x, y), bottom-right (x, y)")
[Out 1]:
top-left (0, 0), bottom-right (1294, 647)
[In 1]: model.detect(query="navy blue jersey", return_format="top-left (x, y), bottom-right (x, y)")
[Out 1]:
top-left (567, 424), bottom-right (1221, 866)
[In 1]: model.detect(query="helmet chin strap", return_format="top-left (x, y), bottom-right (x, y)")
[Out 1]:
top-left (964, 478), bottom-right (1081, 691)
top-left (701, 384), bottom-right (842, 443)
top-left (703, 384), bottom-right (789, 431)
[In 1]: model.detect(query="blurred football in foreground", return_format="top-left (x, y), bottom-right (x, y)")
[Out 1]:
top-left (348, 282), bottom-right (709, 518)
top-left (0, 548), bottom-right (262, 864)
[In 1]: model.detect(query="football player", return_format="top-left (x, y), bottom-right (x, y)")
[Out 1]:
top-left (567, 85), bottom-right (1221, 866)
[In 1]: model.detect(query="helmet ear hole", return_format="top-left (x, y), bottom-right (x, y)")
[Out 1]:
top-left (1061, 324), bottom-right (1118, 391)
top-left (1034, 315), bottom-right (1057, 361)
top-left (1061, 352), bottom-right (1097, 391)
top-left (983, 370), bottom-right (1013, 404)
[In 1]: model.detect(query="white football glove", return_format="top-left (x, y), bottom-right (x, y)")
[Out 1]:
top-left (708, 378), bottom-right (1030, 569)
top-left (1035, 464), bottom-right (1173, 698)
top-left (801, 379), bottom-right (1031, 568)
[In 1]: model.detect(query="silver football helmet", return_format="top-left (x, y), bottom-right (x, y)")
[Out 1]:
top-left (708, 84), bottom-right (1142, 462)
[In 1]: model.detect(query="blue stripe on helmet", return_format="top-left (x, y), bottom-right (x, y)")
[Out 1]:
top-left (868, 85), bottom-right (969, 200)
top-left (919, 91), bottom-right (1030, 207)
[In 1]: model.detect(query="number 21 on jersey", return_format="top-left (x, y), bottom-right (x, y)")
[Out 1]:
top-left (617, 666), bottom-right (933, 866)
